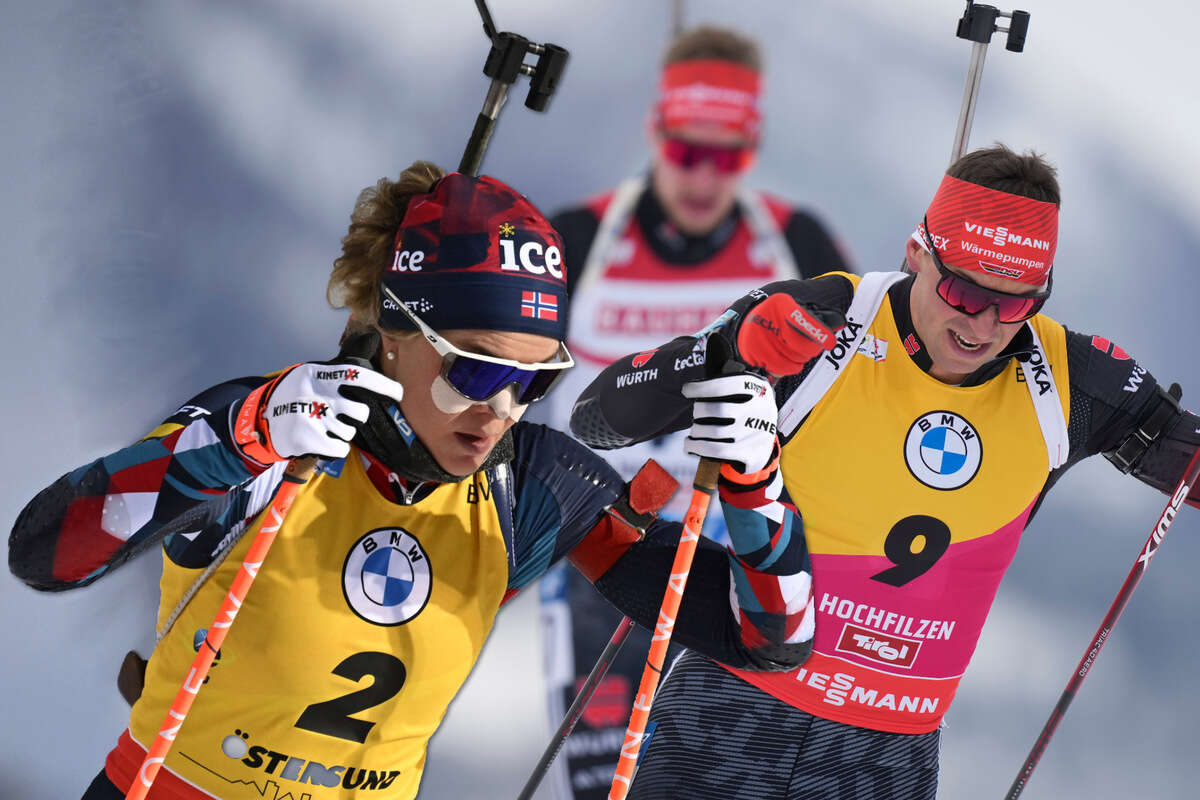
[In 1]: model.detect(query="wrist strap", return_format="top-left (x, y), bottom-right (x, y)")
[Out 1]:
top-left (719, 441), bottom-right (780, 485)
top-left (232, 366), bottom-right (298, 466)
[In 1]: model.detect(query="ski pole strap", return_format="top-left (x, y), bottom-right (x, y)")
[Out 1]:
top-left (1106, 382), bottom-right (1183, 474)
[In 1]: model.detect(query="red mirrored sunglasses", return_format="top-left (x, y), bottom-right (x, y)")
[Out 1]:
top-left (660, 137), bottom-right (755, 174)
top-left (925, 217), bottom-right (1051, 323)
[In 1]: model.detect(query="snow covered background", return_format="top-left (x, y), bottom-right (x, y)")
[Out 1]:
top-left (2, 1), bottom-right (1198, 798)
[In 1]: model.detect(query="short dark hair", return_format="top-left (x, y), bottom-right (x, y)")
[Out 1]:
top-left (663, 25), bottom-right (761, 71)
top-left (948, 144), bottom-right (1060, 206)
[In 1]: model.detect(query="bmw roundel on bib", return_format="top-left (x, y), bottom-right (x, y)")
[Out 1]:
top-left (904, 410), bottom-right (983, 490)
top-left (343, 528), bottom-right (432, 625)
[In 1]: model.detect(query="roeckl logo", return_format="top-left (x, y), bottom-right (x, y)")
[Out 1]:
top-left (748, 312), bottom-right (781, 338)
top-left (499, 239), bottom-right (564, 279)
top-left (821, 319), bottom-right (863, 370)
top-left (1138, 481), bottom-right (1191, 568)
top-left (963, 221), bottom-right (1052, 251)
top-left (789, 308), bottom-right (830, 345)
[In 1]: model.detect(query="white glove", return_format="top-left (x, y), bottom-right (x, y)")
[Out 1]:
top-left (682, 372), bottom-right (778, 475)
top-left (233, 362), bottom-right (406, 464)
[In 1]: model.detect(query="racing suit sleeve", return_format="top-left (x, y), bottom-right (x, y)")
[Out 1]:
top-left (8, 377), bottom-right (274, 590)
top-left (506, 423), bottom-right (811, 670)
top-left (570, 273), bottom-right (856, 449)
top-left (1049, 330), bottom-right (1200, 507)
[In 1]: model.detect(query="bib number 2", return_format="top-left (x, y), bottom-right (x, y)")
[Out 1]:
top-left (870, 515), bottom-right (951, 587)
top-left (295, 652), bottom-right (407, 743)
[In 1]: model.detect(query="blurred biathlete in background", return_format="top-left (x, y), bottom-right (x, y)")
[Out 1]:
top-left (8, 165), bottom-right (817, 800)
top-left (537, 26), bottom-right (851, 799)
top-left (571, 145), bottom-right (1200, 799)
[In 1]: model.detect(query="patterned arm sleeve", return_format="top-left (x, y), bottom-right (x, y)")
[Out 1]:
top-left (717, 470), bottom-right (814, 666)
top-left (8, 377), bottom-right (268, 590)
top-left (505, 424), bottom-right (811, 669)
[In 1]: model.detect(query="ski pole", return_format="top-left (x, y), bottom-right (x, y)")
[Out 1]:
top-left (459, 0), bottom-right (568, 175)
top-left (1004, 435), bottom-right (1200, 799)
top-left (125, 455), bottom-right (318, 800)
top-left (516, 616), bottom-right (637, 800)
top-left (949, 2), bottom-right (1030, 164)
top-left (607, 458), bottom-right (722, 800)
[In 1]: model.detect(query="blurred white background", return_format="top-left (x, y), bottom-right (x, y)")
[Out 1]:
top-left (2, 2), bottom-right (1198, 798)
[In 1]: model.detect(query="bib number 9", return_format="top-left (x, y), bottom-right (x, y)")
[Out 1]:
top-left (870, 515), bottom-right (951, 587)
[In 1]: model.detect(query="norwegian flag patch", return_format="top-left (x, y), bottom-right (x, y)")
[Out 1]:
top-left (521, 291), bottom-right (559, 321)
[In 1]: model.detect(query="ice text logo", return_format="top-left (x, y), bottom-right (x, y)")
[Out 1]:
top-left (391, 249), bottom-right (425, 272)
top-left (499, 239), bottom-right (564, 279)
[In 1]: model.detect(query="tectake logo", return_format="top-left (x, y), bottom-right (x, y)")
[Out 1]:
top-left (963, 221), bottom-right (1051, 251)
top-left (673, 341), bottom-right (706, 371)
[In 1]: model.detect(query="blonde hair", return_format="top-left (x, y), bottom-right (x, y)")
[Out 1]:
top-left (326, 160), bottom-right (445, 327)
top-left (663, 25), bottom-right (761, 71)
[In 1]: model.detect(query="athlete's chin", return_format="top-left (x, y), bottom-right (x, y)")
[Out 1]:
top-left (433, 435), bottom-right (497, 477)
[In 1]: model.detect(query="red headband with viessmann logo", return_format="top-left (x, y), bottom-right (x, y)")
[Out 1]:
top-left (918, 174), bottom-right (1059, 286)
top-left (657, 59), bottom-right (762, 141)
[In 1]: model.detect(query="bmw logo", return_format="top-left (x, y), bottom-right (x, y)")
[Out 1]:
top-left (904, 411), bottom-right (982, 490)
top-left (342, 528), bottom-right (432, 625)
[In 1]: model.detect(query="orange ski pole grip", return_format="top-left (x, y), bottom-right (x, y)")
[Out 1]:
top-left (124, 455), bottom-right (318, 800)
top-left (607, 458), bottom-right (722, 800)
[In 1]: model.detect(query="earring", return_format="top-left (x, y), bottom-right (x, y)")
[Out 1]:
top-left (385, 351), bottom-right (396, 361)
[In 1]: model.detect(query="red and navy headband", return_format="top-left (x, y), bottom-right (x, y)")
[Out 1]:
top-left (915, 174), bottom-right (1058, 286)
top-left (379, 172), bottom-right (567, 340)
